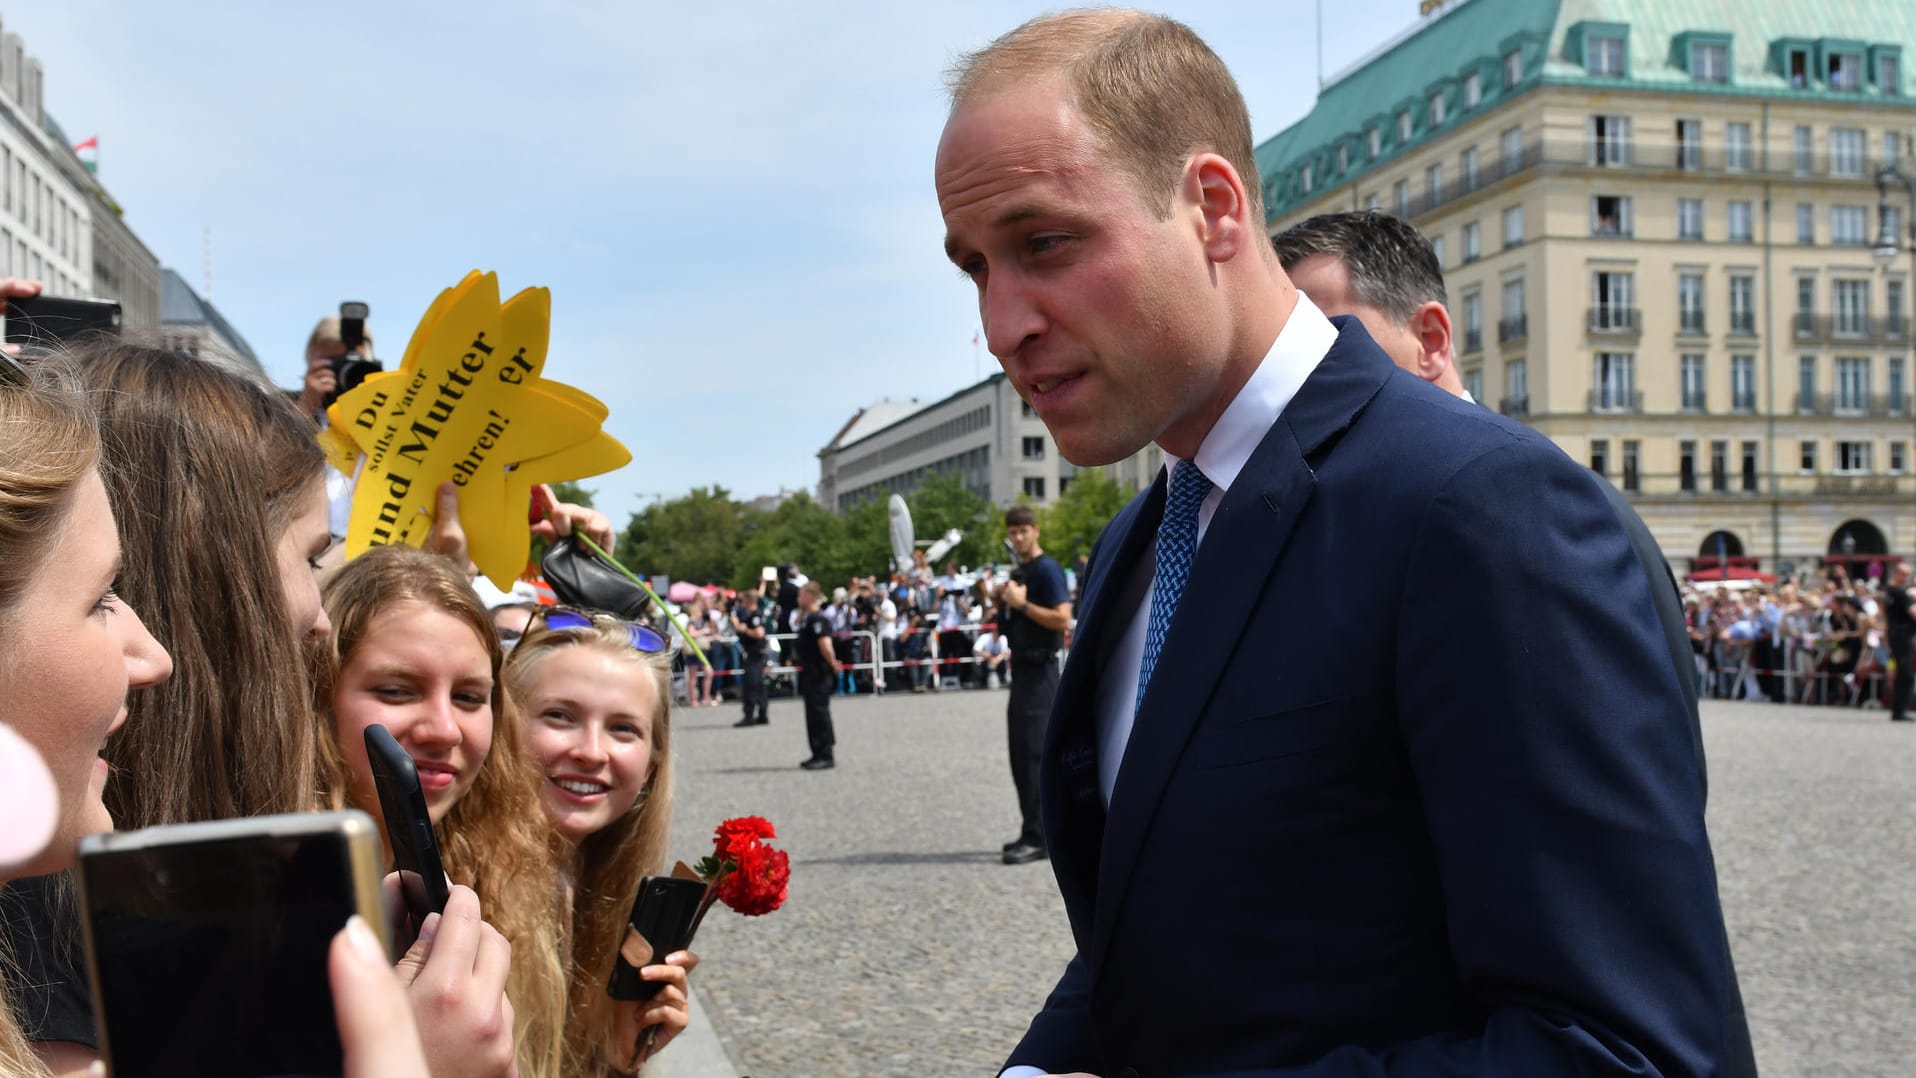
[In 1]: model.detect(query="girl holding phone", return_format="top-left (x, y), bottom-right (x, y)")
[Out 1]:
top-left (504, 610), bottom-right (697, 1074)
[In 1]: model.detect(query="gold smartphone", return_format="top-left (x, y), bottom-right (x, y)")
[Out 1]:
top-left (75, 810), bottom-right (387, 1078)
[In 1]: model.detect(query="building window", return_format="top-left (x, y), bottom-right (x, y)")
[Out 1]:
top-left (1366, 193), bottom-right (1381, 213)
top-left (1425, 163), bottom-right (1443, 205)
top-left (1336, 144), bottom-right (1349, 172)
top-left (1428, 90), bottom-right (1447, 127)
top-left (1731, 355), bottom-right (1756, 412)
top-left (1463, 368), bottom-right (1484, 402)
top-left (1728, 201), bottom-right (1753, 242)
top-left (1833, 279), bottom-right (1871, 335)
top-left (1462, 220), bottom-right (1481, 262)
top-left (1592, 271), bottom-right (1634, 329)
top-left (1796, 277), bottom-right (1817, 328)
top-left (1500, 126), bottom-right (1522, 173)
top-left (1590, 115), bottom-right (1630, 166)
top-left (1022, 400), bottom-right (1036, 418)
top-left (1394, 179), bottom-right (1410, 218)
top-left (1892, 355), bottom-right (1907, 412)
top-left (1693, 42), bottom-right (1729, 83)
top-left (1594, 352), bottom-right (1636, 410)
top-left (1591, 195), bottom-right (1631, 236)
top-left (1725, 122), bottom-right (1751, 170)
top-left (1300, 164), bottom-right (1314, 194)
top-left (1831, 205), bottom-right (1867, 246)
top-left (1836, 356), bottom-right (1871, 412)
top-left (1680, 440), bottom-right (1698, 493)
top-left (1622, 440), bottom-right (1641, 492)
top-left (1461, 146), bottom-right (1478, 191)
top-left (1397, 109), bottom-right (1413, 144)
top-left (1590, 438), bottom-right (1609, 475)
top-left (1800, 440), bottom-right (1817, 473)
top-left (1799, 355), bottom-right (1818, 411)
top-left (1430, 235), bottom-right (1445, 267)
top-left (1501, 278), bottom-right (1526, 338)
top-left (1588, 36), bottom-right (1625, 77)
top-left (1462, 291), bottom-right (1483, 350)
top-left (1503, 49), bottom-right (1523, 89)
top-left (1830, 128), bottom-right (1866, 176)
top-left (1505, 358), bottom-right (1527, 405)
top-left (1882, 54), bottom-right (1902, 95)
top-left (1797, 203), bottom-right (1815, 244)
top-left (1367, 127), bottom-right (1381, 160)
top-left (1729, 275), bottom-right (1756, 334)
top-left (1023, 476), bottom-right (1046, 499)
top-left (1502, 205), bottom-right (1524, 247)
top-left (1021, 436), bottom-right (1046, 459)
top-left (1793, 125), bottom-right (1812, 173)
top-left (1679, 273), bottom-right (1706, 333)
top-left (1682, 354), bottom-right (1707, 410)
top-left (1830, 52), bottom-right (1863, 91)
top-left (1741, 441), bottom-right (1760, 492)
top-left (1463, 71), bottom-right (1482, 108)
top-left (1837, 441), bottom-right (1873, 473)
top-left (1676, 119), bottom-right (1702, 169)
top-left (1711, 440), bottom-right (1729, 493)
top-left (1678, 198), bottom-right (1703, 240)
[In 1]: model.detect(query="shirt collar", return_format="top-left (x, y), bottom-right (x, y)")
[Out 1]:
top-left (1159, 291), bottom-right (1338, 494)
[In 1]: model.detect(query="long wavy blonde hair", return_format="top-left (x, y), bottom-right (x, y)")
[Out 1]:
top-left (314, 546), bottom-right (567, 1078)
top-left (503, 616), bottom-right (676, 1076)
top-left (0, 356), bottom-right (97, 1078)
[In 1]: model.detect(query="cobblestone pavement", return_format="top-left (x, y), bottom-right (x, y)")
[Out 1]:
top-left (667, 689), bottom-right (1916, 1077)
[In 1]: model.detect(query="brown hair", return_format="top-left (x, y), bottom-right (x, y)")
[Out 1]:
top-left (78, 343), bottom-right (330, 828)
top-left (315, 546), bottom-right (567, 1078)
top-left (503, 617), bottom-right (676, 1075)
top-left (1005, 504), bottom-right (1039, 529)
top-left (0, 355), bottom-right (97, 1078)
top-left (948, 8), bottom-right (1263, 222)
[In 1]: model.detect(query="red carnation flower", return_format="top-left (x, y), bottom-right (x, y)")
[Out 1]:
top-left (713, 842), bottom-right (790, 916)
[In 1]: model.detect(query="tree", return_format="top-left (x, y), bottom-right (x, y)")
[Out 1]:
top-left (1042, 467), bottom-right (1132, 567)
top-left (909, 471), bottom-right (994, 571)
top-left (616, 485), bottom-right (746, 586)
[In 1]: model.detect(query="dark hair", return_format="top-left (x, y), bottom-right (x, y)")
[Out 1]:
top-left (1005, 504), bottom-right (1039, 528)
top-left (1272, 211), bottom-right (1447, 324)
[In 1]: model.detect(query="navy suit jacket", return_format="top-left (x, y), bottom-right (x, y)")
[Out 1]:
top-left (1008, 320), bottom-right (1738, 1077)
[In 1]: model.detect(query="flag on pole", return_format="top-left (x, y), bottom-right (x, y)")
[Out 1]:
top-left (72, 135), bottom-right (98, 175)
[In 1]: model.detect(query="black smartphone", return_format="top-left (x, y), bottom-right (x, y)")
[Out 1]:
top-left (3, 294), bottom-right (122, 347)
top-left (605, 875), bottom-right (710, 1001)
top-left (75, 811), bottom-right (386, 1078)
top-left (363, 723), bottom-right (451, 945)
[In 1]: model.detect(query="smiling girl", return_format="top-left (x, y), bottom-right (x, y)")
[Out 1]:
top-left (316, 545), bottom-right (568, 1078)
top-left (504, 611), bottom-right (695, 1075)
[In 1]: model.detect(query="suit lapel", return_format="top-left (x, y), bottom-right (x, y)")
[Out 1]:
top-left (1043, 477), bottom-right (1164, 927)
top-left (1088, 318), bottom-right (1395, 964)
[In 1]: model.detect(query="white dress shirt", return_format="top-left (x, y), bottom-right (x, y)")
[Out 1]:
top-left (1001, 294), bottom-right (1338, 1078)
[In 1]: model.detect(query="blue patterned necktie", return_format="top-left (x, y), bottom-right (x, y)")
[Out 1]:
top-left (1136, 460), bottom-right (1213, 714)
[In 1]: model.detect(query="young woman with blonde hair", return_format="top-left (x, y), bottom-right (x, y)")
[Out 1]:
top-left (503, 610), bottom-right (695, 1074)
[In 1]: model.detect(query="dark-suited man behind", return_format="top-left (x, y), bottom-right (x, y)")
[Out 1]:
top-left (937, 11), bottom-right (1739, 1078)
top-left (1276, 209), bottom-right (1754, 1075)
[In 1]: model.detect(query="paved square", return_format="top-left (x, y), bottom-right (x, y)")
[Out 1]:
top-left (666, 689), bottom-right (1916, 1077)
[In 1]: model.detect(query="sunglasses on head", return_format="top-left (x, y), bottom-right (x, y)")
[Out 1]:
top-left (534, 606), bottom-right (670, 653)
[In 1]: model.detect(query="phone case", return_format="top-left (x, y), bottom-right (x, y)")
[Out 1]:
top-left (605, 875), bottom-right (710, 1001)
top-left (363, 724), bottom-right (451, 935)
top-left (75, 811), bottom-right (386, 1078)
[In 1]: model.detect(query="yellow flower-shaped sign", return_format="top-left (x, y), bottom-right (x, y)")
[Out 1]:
top-left (324, 271), bottom-right (631, 588)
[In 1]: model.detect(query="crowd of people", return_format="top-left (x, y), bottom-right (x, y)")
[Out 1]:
top-left (0, 281), bottom-right (696, 1077)
top-left (1686, 565), bottom-right (1916, 715)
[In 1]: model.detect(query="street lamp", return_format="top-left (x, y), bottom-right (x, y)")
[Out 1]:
top-left (1875, 133), bottom-right (1916, 523)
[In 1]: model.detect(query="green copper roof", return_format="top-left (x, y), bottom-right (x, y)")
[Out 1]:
top-left (1256, 0), bottom-right (1916, 218)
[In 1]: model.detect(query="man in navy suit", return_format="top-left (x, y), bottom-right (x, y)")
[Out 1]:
top-left (937, 11), bottom-right (1738, 1077)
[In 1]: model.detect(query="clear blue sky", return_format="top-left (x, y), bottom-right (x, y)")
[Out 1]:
top-left (18, 1), bottom-right (1412, 519)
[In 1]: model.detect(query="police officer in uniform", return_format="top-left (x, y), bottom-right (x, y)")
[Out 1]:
top-left (996, 505), bottom-right (1072, 864)
top-left (794, 581), bottom-right (838, 770)
top-left (732, 579), bottom-right (771, 727)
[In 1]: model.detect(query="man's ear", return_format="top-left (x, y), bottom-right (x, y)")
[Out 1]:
top-left (1188, 153), bottom-right (1251, 263)
top-left (1410, 301), bottom-right (1454, 382)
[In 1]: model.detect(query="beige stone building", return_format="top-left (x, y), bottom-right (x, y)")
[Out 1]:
top-left (1260, 0), bottom-right (1916, 575)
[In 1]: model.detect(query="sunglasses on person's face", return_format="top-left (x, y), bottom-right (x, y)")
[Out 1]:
top-left (535, 607), bottom-right (670, 653)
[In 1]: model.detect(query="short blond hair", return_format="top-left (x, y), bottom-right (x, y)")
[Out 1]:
top-left (948, 8), bottom-right (1263, 222)
top-left (304, 315), bottom-right (372, 358)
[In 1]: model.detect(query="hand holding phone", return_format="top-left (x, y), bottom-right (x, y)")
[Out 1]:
top-left (364, 724), bottom-right (451, 947)
top-left (389, 885), bottom-right (519, 1078)
top-left (606, 875), bottom-right (709, 1002)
